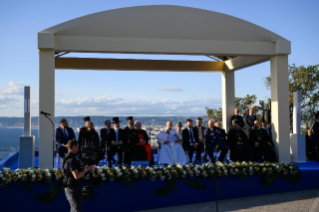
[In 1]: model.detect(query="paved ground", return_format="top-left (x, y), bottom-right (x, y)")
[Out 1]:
top-left (135, 189), bottom-right (319, 212)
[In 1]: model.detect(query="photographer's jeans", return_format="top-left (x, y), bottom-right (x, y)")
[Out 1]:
top-left (65, 186), bottom-right (83, 212)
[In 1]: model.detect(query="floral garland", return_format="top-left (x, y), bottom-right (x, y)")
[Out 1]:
top-left (0, 161), bottom-right (301, 186)
top-left (0, 167), bottom-right (62, 185)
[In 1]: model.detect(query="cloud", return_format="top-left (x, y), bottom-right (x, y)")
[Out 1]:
top-left (158, 86), bottom-right (183, 92)
top-left (55, 95), bottom-right (221, 116)
top-left (238, 84), bottom-right (244, 87)
top-left (0, 81), bottom-right (24, 96)
top-left (9, 81), bottom-right (24, 87)
top-left (0, 96), bottom-right (21, 108)
top-left (0, 87), bottom-right (24, 95)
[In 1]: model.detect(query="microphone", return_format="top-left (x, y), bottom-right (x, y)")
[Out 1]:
top-left (41, 111), bottom-right (51, 116)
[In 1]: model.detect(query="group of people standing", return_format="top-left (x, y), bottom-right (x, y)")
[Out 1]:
top-left (54, 108), bottom-right (281, 167)
top-left (156, 108), bottom-right (277, 165)
top-left (55, 116), bottom-right (154, 167)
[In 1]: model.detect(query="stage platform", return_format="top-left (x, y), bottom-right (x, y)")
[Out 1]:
top-left (1, 151), bottom-right (319, 212)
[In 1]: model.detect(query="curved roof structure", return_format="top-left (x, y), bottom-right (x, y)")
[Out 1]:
top-left (37, 5), bottom-right (292, 168)
top-left (41, 5), bottom-right (288, 43)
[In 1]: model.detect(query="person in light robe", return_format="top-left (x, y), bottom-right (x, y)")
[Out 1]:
top-left (156, 121), bottom-right (187, 165)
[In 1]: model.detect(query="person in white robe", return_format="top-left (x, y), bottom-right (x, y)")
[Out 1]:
top-left (156, 121), bottom-right (187, 164)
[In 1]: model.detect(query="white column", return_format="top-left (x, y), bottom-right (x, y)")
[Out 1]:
top-left (270, 55), bottom-right (291, 162)
top-left (39, 49), bottom-right (55, 168)
top-left (222, 70), bottom-right (235, 133)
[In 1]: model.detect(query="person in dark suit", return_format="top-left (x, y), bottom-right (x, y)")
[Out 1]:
top-left (230, 108), bottom-right (245, 128)
top-left (214, 121), bottom-right (226, 141)
top-left (182, 119), bottom-right (201, 164)
top-left (204, 119), bottom-right (228, 162)
top-left (245, 108), bottom-right (257, 138)
top-left (107, 117), bottom-right (127, 167)
top-left (227, 119), bottom-right (251, 162)
top-left (130, 121), bottom-right (153, 164)
top-left (100, 119), bottom-right (115, 163)
top-left (249, 120), bottom-right (277, 162)
top-left (78, 116), bottom-right (91, 150)
top-left (79, 121), bottom-right (105, 164)
top-left (261, 121), bottom-right (274, 147)
top-left (123, 116), bottom-right (135, 165)
top-left (306, 129), bottom-right (316, 161)
top-left (194, 117), bottom-right (207, 162)
top-left (312, 112), bottom-right (319, 161)
top-left (55, 119), bottom-right (76, 158)
top-left (100, 120), bottom-right (112, 151)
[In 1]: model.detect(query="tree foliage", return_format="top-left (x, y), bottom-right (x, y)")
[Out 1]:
top-left (205, 107), bottom-right (222, 122)
top-left (205, 94), bottom-right (269, 124)
top-left (264, 64), bottom-right (319, 132)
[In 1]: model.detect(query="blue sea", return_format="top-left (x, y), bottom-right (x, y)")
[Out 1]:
top-left (0, 127), bottom-right (80, 159)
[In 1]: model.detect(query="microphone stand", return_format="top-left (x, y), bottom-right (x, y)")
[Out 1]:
top-left (40, 111), bottom-right (55, 168)
top-left (211, 158), bottom-right (219, 212)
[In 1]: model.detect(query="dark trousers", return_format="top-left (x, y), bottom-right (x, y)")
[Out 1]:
top-left (316, 145), bottom-right (319, 161)
top-left (307, 149), bottom-right (316, 161)
top-left (206, 140), bottom-right (228, 162)
top-left (253, 145), bottom-right (277, 162)
top-left (65, 186), bottom-right (83, 212)
top-left (187, 142), bottom-right (204, 162)
top-left (108, 145), bottom-right (124, 165)
top-left (230, 145), bottom-right (252, 162)
top-left (58, 146), bottom-right (68, 158)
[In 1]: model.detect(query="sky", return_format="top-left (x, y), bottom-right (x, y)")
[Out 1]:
top-left (0, 0), bottom-right (318, 117)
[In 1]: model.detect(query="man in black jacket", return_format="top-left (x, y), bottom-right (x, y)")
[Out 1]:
top-left (230, 108), bottom-right (245, 128)
top-left (100, 120), bottom-right (111, 151)
top-left (182, 119), bottom-right (201, 164)
top-left (123, 116), bottom-right (135, 165)
top-left (107, 117), bottom-right (127, 167)
top-left (312, 112), bottom-right (319, 161)
top-left (245, 108), bottom-right (257, 138)
top-left (100, 119), bottom-right (115, 163)
top-left (227, 120), bottom-right (251, 162)
top-left (249, 120), bottom-right (277, 162)
top-left (306, 129), bottom-right (316, 160)
top-left (214, 121), bottom-right (227, 141)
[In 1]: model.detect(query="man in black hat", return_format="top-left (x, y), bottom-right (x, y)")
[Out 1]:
top-left (78, 119), bottom-right (105, 164)
top-left (107, 117), bottom-right (127, 167)
top-left (227, 119), bottom-right (251, 162)
top-left (312, 112), bottom-right (319, 161)
top-left (78, 116), bottom-right (92, 150)
top-left (249, 120), bottom-right (277, 162)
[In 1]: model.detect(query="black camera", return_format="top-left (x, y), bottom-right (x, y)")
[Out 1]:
top-left (80, 140), bottom-right (104, 196)
top-left (81, 141), bottom-right (101, 165)
top-left (80, 139), bottom-right (105, 165)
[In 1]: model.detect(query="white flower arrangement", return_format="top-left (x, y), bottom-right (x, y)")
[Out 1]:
top-left (0, 162), bottom-right (301, 187)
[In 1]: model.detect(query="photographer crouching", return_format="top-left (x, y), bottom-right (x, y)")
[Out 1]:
top-left (62, 139), bottom-right (94, 212)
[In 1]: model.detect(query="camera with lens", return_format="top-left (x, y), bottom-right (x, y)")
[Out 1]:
top-left (80, 139), bottom-right (104, 195)
top-left (80, 140), bottom-right (102, 165)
